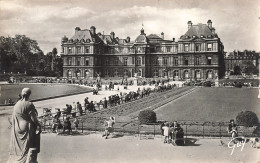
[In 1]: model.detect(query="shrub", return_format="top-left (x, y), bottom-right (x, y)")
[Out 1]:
top-left (234, 82), bottom-right (243, 88)
top-left (203, 82), bottom-right (211, 87)
top-left (236, 111), bottom-right (259, 127)
top-left (138, 110), bottom-right (157, 124)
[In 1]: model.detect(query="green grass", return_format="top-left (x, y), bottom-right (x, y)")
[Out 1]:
top-left (0, 84), bottom-right (91, 104)
top-left (155, 87), bottom-right (260, 122)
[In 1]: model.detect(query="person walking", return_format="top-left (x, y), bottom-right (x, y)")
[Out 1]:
top-left (8, 88), bottom-right (42, 163)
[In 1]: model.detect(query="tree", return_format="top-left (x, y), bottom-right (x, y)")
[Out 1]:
top-left (233, 66), bottom-right (241, 75)
top-left (242, 61), bottom-right (258, 75)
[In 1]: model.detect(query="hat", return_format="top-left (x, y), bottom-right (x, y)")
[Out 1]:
top-left (21, 88), bottom-right (31, 96)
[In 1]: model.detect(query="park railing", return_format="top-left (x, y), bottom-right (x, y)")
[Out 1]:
top-left (38, 113), bottom-right (259, 138)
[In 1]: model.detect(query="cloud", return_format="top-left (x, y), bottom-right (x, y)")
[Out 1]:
top-left (0, 0), bottom-right (259, 53)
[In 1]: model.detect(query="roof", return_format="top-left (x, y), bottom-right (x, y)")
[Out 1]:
top-left (71, 30), bottom-right (93, 42)
top-left (147, 34), bottom-right (162, 40)
top-left (184, 23), bottom-right (218, 38)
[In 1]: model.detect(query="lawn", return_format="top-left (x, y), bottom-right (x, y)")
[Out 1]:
top-left (0, 84), bottom-right (92, 104)
top-left (155, 87), bottom-right (260, 122)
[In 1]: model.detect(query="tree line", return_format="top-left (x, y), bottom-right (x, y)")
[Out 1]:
top-left (0, 35), bottom-right (63, 77)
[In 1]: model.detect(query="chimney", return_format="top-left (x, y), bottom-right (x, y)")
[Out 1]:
top-left (110, 32), bottom-right (115, 40)
top-left (207, 20), bottom-right (212, 29)
top-left (75, 27), bottom-right (81, 34)
top-left (211, 28), bottom-right (215, 34)
top-left (187, 21), bottom-right (192, 29)
top-left (126, 36), bottom-right (130, 43)
top-left (172, 38), bottom-right (175, 42)
top-left (161, 32), bottom-right (164, 39)
top-left (90, 26), bottom-right (96, 35)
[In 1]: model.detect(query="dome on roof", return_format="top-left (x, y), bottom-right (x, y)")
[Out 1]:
top-left (62, 36), bottom-right (68, 42)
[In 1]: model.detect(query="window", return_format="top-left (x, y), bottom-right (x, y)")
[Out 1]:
top-left (196, 70), bottom-right (201, 79)
top-left (76, 70), bottom-right (80, 78)
top-left (124, 58), bottom-right (128, 66)
top-left (85, 46), bottom-right (90, 53)
top-left (67, 70), bottom-right (72, 78)
top-left (136, 57), bottom-right (141, 66)
top-left (142, 56), bottom-right (145, 65)
top-left (137, 69), bottom-right (142, 77)
top-left (105, 58), bottom-right (109, 65)
top-left (154, 69), bottom-right (159, 77)
top-left (68, 57), bottom-right (72, 65)
top-left (207, 57), bottom-right (212, 65)
top-left (154, 57), bottom-right (159, 65)
top-left (114, 58), bottom-right (119, 65)
top-left (62, 47), bottom-right (64, 53)
top-left (166, 47), bottom-right (171, 52)
top-left (163, 57), bottom-right (168, 66)
top-left (184, 57), bottom-right (189, 65)
top-left (85, 70), bottom-right (89, 78)
top-left (195, 57), bottom-right (200, 65)
top-left (124, 70), bottom-right (129, 77)
top-left (207, 43), bottom-right (212, 51)
top-left (68, 47), bottom-right (72, 54)
top-left (184, 70), bottom-right (189, 79)
top-left (105, 70), bottom-right (109, 77)
top-left (77, 47), bottom-right (81, 54)
top-left (174, 57), bottom-right (178, 66)
top-left (85, 58), bottom-right (89, 66)
top-left (174, 70), bottom-right (179, 77)
top-left (184, 44), bottom-right (189, 52)
top-left (195, 44), bottom-right (201, 51)
top-left (114, 70), bottom-right (119, 77)
top-left (76, 57), bottom-right (81, 66)
top-left (132, 57), bottom-right (135, 65)
top-left (207, 70), bottom-right (213, 79)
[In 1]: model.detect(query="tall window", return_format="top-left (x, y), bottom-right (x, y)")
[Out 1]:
top-left (124, 57), bottom-right (128, 66)
top-left (207, 70), bottom-right (213, 79)
top-left (207, 57), bottom-right (212, 65)
top-left (68, 47), bottom-right (72, 54)
top-left (105, 58), bottom-right (109, 65)
top-left (174, 70), bottom-right (179, 77)
top-left (195, 44), bottom-right (201, 51)
top-left (114, 70), bottom-right (119, 77)
top-left (85, 58), bottom-right (89, 66)
top-left (154, 69), bottom-right (159, 77)
top-left (184, 57), bottom-right (189, 65)
top-left (124, 70), bottom-right (129, 77)
top-left (136, 57), bottom-right (141, 66)
top-left (137, 69), bottom-right (142, 77)
top-left (166, 47), bottom-right (171, 52)
top-left (195, 57), bottom-right (200, 65)
top-left (68, 57), bottom-right (72, 65)
top-left (76, 57), bottom-right (81, 66)
top-left (85, 46), bottom-right (90, 53)
top-left (67, 70), bottom-right (72, 78)
top-left (184, 44), bottom-right (189, 52)
top-left (114, 58), bottom-right (119, 65)
top-left (163, 57), bottom-right (168, 66)
top-left (154, 57), bottom-right (159, 65)
top-left (196, 70), bottom-right (201, 79)
top-left (207, 43), bottom-right (212, 51)
top-left (184, 70), bottom-right (189, 79)
top-left (105, 70), bottom-right (109, 77)
top-left (77, 47), bottom-right (81, 54)
top-left (174, 57), bottom-right (178, 66)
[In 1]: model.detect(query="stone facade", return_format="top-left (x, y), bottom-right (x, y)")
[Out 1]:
top-left (61, 20), bottom-right (225, 81)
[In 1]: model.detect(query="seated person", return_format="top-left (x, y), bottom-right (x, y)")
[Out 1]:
top-left (63, 117), bottom-right (72, 134)
top-left (227, 119), bottom-right (238, 139)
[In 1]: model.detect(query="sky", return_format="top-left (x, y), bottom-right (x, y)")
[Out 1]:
top-left (0, 0), bottom-right (259, 54)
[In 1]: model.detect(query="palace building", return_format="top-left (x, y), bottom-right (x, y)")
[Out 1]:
top-left (61, 20), bottom-right (225, 81)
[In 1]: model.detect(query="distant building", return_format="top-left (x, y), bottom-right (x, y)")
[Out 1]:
top-left (224, 50), bottom-right (259, 75)
top-left (61, 20), bottom-right (225, 81)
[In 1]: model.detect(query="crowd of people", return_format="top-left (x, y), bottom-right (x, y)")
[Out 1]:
top-left (161, 121), bottom-right (185, 145)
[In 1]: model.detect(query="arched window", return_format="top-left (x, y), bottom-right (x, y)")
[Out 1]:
top-left (67, 70), bottom-right (72, 78)
top-left (174, 70), bottom-right (179, 77)
top-left (207, 70), bottom-right (213, 79)
top-left (196, 70), bottom-right (201, 79)
top-left (184, 70), bottom-right (189, 79)
top-left (153, 69), bottom-right (159, 77)
top-left (85, 70), bottom-right (89, 78)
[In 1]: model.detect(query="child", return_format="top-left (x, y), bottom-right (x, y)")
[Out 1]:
top-left (73, 118), bottom-right (79, 131)
top-left (162, 122), bottom-right (170, 143)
